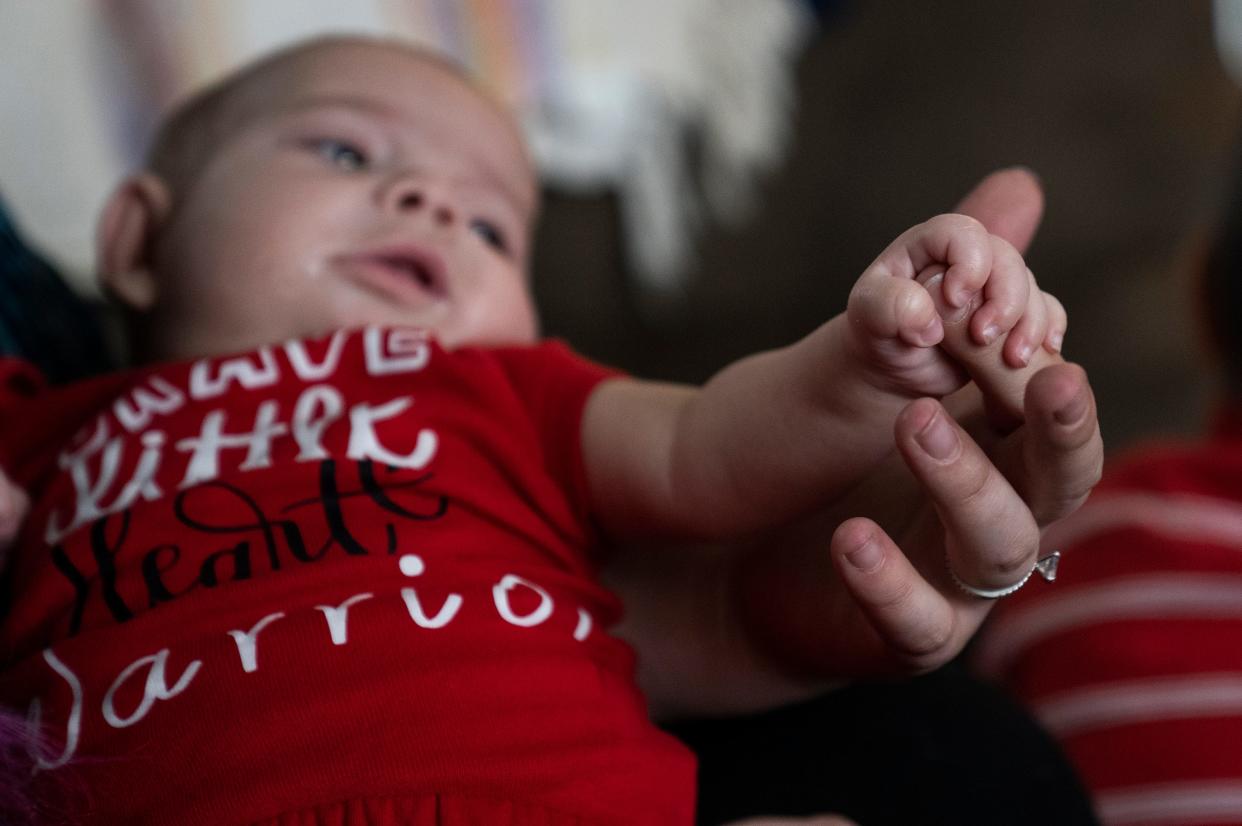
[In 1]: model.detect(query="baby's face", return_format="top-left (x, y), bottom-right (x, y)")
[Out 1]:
top-left (146, 42), bottom-right (539, 358)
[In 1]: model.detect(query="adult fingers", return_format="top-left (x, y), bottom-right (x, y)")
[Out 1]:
top-left (999, 362), bottom-right (1104, 526)
top-left (831, 516), bottom-right (965, 671)
top-left (952, 167), bottom-right (1045, 254)
top-left (894, 397), bottom-right (1042, 594)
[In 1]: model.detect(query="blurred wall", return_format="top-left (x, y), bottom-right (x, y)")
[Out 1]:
top-left (534, 0), bottom-right (1242, 457)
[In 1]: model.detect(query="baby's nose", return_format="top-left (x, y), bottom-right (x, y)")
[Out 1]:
top-left (387, 178), bottom-right (456, 226)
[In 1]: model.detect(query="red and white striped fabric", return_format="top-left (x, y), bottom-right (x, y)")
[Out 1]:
top-left (975, 409), bottom-right (1242, 826)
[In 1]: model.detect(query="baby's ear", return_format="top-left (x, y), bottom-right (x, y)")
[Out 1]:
top-left (96, 173), bottom-right (171, 313)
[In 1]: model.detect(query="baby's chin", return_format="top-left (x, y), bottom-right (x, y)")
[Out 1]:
top-left (425, 324), bottom-right (541, 352)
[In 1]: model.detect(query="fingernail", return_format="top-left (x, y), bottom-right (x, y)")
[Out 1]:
top-left (1054, 390), bottom-right (1089, 426)
top-left (915, 409), bottom-right (960, 460)
top-left (1048, 331), bottom-right (1064, 353)
top-left (1017, 343), bottom-right (1033, 365)
top-left (844, 535), bottom-right (884, 572)
top-left (980, 323), bottom-right (1000, 345)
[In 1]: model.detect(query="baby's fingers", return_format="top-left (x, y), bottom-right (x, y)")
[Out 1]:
top-left (848, 271), bottom-right (943, 348)
top-left (1001, 270), bottom-right (1048, 368)
top-left (1042, 291), bottom-right (1068, 354)
top-left (869, 214), bottom-right (992, 308)
top-left (921, 214), bottom-right (993, 309)
top-left (969, 235), bottom-right (1029, 348)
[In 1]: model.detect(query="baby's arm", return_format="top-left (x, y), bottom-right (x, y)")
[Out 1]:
top-left (582, 214), bottom-right (1061, 540)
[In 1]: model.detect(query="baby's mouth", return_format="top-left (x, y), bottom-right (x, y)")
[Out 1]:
top-left (373, 254), bottom-right (442, 293)
top-left (337, 246), bottom-right (449, 301)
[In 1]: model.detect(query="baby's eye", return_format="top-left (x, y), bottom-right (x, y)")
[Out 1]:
top-left (309, 139), bottom-right (368, 172)
top-left (469, 219), bottom-right (509, 254)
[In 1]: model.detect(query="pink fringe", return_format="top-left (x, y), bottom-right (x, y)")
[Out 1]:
top-left (0, 705), bottom-right (75, 825)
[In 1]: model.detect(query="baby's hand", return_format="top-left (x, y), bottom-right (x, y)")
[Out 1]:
top-left (845, 213), bottom-right (1064, 419)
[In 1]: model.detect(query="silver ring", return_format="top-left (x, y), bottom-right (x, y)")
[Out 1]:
top-left (949, 550), bottom-right (1060, 599)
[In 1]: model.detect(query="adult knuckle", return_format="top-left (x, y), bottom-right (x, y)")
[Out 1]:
top-left (1086, 446), bottom-right (1104, 486)
top-left (992, 526), bottom-right (1039, 578)
top-left (1039, 491), bottom-right (1089, 526)
top-left (873, 575), bottom-right (917, 613)
top-left (893, 615), bottom-right (955, 664)
top-left (954, 458), bottom-right (995, 510)
top-left (1049, 413), bottom-right (1099, 454)
top-left (1060, 463), bottom-right (1102, 514)
top-left (1032, 456), bottom-right (1103, 525)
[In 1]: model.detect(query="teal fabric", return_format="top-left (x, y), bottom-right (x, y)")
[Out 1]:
top-left (0, 197), bottom-right (113, 383)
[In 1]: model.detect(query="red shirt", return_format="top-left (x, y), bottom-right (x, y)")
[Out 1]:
top-left (976, 409), bottom-right (1242, 826)
top-left (0, 327), bottom-right (695, 825)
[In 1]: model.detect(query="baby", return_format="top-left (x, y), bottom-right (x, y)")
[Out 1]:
top-left (0, 36), bottom-right (1077, 825)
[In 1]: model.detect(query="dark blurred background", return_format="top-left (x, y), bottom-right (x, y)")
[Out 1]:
top-left (534, 0), bottom-right (1242, 457)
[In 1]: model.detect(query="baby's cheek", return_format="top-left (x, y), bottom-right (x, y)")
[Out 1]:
top-left (486, 286), bottom-right (540, 345)
top-left (493, 302), bottom-right (538, 345)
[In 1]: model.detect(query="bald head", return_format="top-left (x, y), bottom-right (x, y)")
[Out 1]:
top-left (146, 36), bottom-right (523, 201)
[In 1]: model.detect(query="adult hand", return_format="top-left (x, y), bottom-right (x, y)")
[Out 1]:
top-left (609, 169), bottom-right (1104, 716)
top-left (735, 168), bottom-right (1103, 679)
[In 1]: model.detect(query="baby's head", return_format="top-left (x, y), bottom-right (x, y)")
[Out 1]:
top-left (98, 36), bottom-right (540, 363)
